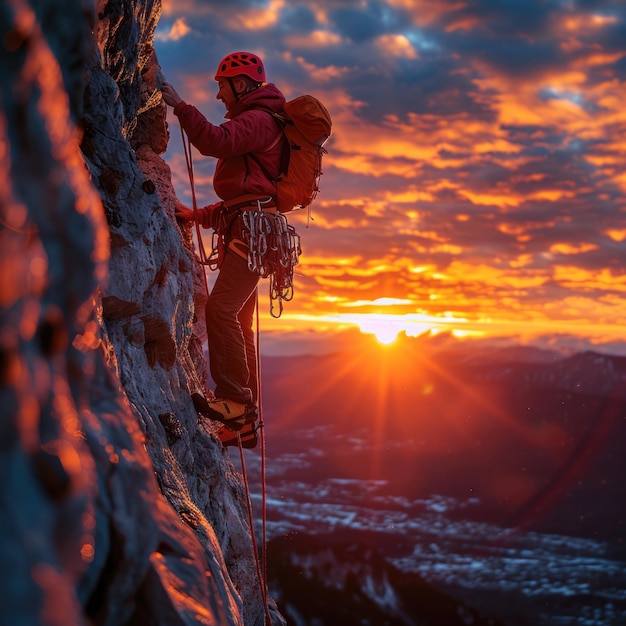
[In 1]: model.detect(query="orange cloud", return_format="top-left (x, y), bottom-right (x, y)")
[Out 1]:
top-left (284, 30), bottom-right (343, 49)
top-left (326, 95), bottom-right (521, 179)
top-left (227, 0), bottom-right (284, 29)
top-left (374, 34), bottom-right (418, 59)
top-left (553, 266), bottom-right (626, 293)
top-left (155, 17), bottom-right (191, 41)
top-left (444, 260), bottom-right (549, 290)
top-left (562, 13), bottom-right (619, 32)
top-left (549, 243), bottom-right (599, 255)
top-left (612, 172), bottom-right (626, 192)
top-left (386, 0), bottom-right (469, 26)
top-left (385, 189), bottom-right (436, 203)
top-left (605, 229), bottom-right (626, 242)
top-left (458, 190), bottom-right (520, 209)
top-left (343, 297), bottom-right (416, 307)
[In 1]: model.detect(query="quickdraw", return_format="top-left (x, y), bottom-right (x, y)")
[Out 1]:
top-left (241, 208), bottom-right (301, 318)
top-left (207, 231), bottom-right (222, 270)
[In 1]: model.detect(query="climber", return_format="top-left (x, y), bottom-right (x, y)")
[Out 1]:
top-left (161, 51), bottom-right (286, 449)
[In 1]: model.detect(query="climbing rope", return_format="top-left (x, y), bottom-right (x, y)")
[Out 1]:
top-left (238, 435), bottom-right (272, 625)
top-left (236, 289), bottom-right (271, 624)
top-left (256, 289), bottom-right (270, 602)
top-left (180, 128), bottom-right (212, 278)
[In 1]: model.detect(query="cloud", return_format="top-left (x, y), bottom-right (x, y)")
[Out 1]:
top-left (374, 34), bottom-right (418, 59)
top-left (154, 0), bottom-right (626, 353)
top-left (284, 30), bottom-right (343, 49)
top-left (155, 17), bottom-right (191, 42)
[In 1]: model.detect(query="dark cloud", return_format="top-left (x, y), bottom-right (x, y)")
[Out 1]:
top-left (278, 5), bottom-right (320, 33)
top-left (327, 1), bottom-right (410, 42)
top-left (336, 55), bottom-right (494, 122)
top-left (445, 0), bottom-right (557, 38)
top-left (590, 17), bottom-right (626, 53)
top-left (611, 55), bottom-right (626, 80)
top-left (573, 0), bottom-right (624, 10)
top-left (457, 36), bottom-right (566, 77)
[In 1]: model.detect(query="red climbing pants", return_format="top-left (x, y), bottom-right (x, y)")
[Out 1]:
top-left (205, 248), bottom-right (259, 407)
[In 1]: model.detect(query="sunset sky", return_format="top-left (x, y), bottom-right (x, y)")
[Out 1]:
top-left (154, 0), bottom-right (626, 355)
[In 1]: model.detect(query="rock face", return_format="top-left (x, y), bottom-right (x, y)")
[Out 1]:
top-left (0, 1), bottom-right (282, 624)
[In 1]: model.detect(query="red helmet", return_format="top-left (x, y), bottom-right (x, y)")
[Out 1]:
top-left (215, 51), bottom-right (266, 83)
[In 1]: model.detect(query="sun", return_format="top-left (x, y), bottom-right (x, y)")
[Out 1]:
top-left (353, 315), bottom-right (403, 345)
top-left (371, 326), bottom-right (400, 345)
top-left (323, 312), bottom-right (459, 346)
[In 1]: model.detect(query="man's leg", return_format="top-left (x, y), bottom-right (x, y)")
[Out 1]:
top-left (213, 288), bottom-right (260, 447)
top-left (205, 250), bottom-right (259, 405)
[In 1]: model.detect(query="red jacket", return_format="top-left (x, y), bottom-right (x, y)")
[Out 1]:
top-left (173, 83), bottom-right (286, 203)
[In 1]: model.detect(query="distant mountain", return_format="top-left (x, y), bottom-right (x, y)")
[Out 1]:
top-left (268, 533), bottom-right (505, 626)
top-left (252, 342), bottom-right (626, 626)
top-left (260, 341), bottom-right (626, 542)
top-left (462, 348), bottom-right (626, 399)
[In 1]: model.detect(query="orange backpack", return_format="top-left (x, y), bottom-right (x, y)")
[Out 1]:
top-left (252, 95), bottom-right (332, 213)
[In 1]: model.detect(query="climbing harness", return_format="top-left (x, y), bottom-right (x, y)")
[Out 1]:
top-left (203, 198), bottom-right (301, 318)
top-left (181, 131), bottom-right (272, 624)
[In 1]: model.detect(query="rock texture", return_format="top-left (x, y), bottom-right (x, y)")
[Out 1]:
top-left (0, 1), bottom-right (282, 624)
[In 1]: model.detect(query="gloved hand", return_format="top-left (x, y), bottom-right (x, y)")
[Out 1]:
top-left (174, 199), bottom-right (194, 222)
top-left (174, 199), bottom-right (222, 230)
top-left (161, 81), bottom-right (183, 107)
top-left (201, 202), bottom-right (223, 230)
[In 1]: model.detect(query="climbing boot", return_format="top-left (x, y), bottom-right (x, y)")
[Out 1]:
top-left (216, 420), bottom-right (259, 449)
top-left (192, 392), bottom-right (256, 431)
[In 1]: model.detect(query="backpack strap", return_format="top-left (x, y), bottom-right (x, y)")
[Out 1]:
top-left (246, 110), bottom-right (290, 183)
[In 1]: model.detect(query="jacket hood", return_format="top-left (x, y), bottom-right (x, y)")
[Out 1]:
top-left (225, 82), bottom-right (286, 119)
